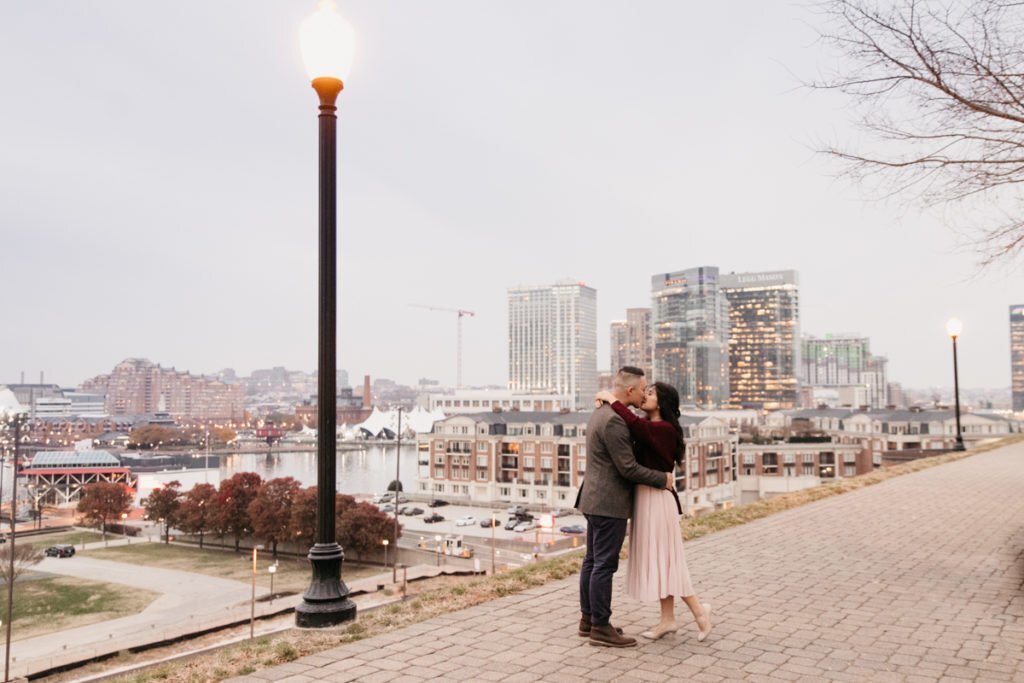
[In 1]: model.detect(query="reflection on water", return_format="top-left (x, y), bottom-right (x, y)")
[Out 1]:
top-left (220, 444), bottom-right (426, 495)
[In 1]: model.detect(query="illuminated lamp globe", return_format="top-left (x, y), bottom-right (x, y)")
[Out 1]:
top-left (300, 0), bottom-right (356, 83)
top-left (946, 318), bottom-right (963, 339)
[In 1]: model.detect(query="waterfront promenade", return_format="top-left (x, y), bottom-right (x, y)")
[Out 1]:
top-left (234, 440), bottom-right (1024, 682)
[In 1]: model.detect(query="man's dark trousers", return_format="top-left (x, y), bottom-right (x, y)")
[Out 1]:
top-left (579, 513), bottom-right (628, 626)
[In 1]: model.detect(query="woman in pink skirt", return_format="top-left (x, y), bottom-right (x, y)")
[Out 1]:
top-left (596, 382), bottom-right (712, 641)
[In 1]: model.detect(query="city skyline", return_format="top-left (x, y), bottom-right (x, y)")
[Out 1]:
top-left (2, 2), bottom-right (1023, 392)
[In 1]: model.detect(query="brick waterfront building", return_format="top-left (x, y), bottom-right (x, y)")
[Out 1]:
top-left (417, 410), bottom-right (738, 514)
top-left (81, 358), bottom-right (244, 421)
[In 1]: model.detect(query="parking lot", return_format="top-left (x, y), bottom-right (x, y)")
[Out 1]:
top-left (365, 497), bottom-right (587, 552)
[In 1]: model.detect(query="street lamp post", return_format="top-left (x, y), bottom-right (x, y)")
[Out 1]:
top-left (435, 535), bottom-right (442, 567)
top-left (269, 562), bottom-right (277, 605)
top-left (382, 538), bottom-right (389, 576)
top-left (393, 406), bottom-right (401, 583)
top-left (248, 540), bottom-right (262, 638)
top-left (122, 512), bottom-right (129, 543)
top-left (947, 318), bottom-right (966, 451)
top-left (295, 0), bottom-right (357, 628)
top-left (5, 412), bottom-right (27, 683)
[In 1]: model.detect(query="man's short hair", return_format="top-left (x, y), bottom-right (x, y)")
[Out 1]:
top-left (613, 366), bottom-right (645, 390)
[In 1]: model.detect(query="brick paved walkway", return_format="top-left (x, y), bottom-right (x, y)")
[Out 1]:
top-left (233, 442), bottom-right (1024, 682)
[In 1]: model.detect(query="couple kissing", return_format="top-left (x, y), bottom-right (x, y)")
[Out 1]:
top-left (575, 366), bottom-right (712, 647)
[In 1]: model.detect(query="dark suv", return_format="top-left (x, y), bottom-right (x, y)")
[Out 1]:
top-left (45, 544), bottom-right (75, 558)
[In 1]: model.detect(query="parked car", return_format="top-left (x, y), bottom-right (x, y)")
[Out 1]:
top-left (560, 524), bottom-right (585, 534)
top-left (428, 499), bottom-right (449, 507)
top-left (479, 517), bottom-right (500, 528)
top-left (379, 503), bottom-right (395, 512)
top-left (401, 507), bottom-right (424, 516)
top-left (455, 516), bottom-right (477, 527)
top-left (45, 544), bottom-right (76, 558)
top-left (504, 518), bottom-right (520, 531)
top-left (553, 508), bottom-right (573, 517)
top-left (513, 521), bottom-right (536, 533)
top-left (513, 511), bottom-right (534, 522)
top-left (506, 505), bottom-right (526, 515)
top-left (423, 513), bottom-right (445, 523)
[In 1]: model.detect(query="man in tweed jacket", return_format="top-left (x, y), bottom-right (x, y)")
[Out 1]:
top-left (575, 366), bottom-right (672, 647)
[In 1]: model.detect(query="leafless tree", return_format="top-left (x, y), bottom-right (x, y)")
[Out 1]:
top-left (0, 544), bottom-right (43, 585)
top-left (813, 0), bottom-right (1024, 264)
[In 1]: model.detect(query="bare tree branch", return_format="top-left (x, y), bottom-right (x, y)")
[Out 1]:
top-left (812, 0), bottom-right (1024, 263)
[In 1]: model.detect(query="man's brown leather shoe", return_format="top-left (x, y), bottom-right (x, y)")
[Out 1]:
top-left (578, 617), bottom-right (624, 637)
top-left (588, 623), bottom-right (636, 648)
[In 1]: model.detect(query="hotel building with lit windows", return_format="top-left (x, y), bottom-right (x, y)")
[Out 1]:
top-left (720, 270), bottom-right (800, 410)
top-left (652, 267), bottom-right (730, 408)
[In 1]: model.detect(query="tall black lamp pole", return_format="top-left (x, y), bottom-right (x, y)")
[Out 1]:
top-left (295, 0), bottom-right (357, 628)
top-left (947, 318), bottom-right (965, 452)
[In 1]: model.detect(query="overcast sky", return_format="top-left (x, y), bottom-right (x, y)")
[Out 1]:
top-left (1, 1), bottom-right (1021, 392)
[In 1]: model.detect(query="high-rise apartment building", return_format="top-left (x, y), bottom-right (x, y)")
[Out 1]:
top-left (610, 307), bottom-right (652, 377)
top-left (508, 281), bottom-right (597, 409)
top-left (81, 358), bottom-right (244, 420)
top-left (800, 335), bottom-right (888, 408)
top-left (720, 271), bottom-right (800, 409)
top-left (1011, 305), bottom-right (1024, 411)
top-left (652, 267), bottom-right (730, 408)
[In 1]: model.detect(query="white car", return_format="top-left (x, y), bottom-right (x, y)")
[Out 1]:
top-left (513, 521), bottom-right (536, 533)
top-left (455, 516), bottom-right (477, 527)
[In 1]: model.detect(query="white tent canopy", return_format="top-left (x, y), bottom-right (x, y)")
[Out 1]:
top-left (0, 386), bottom-right (25, 418)
top-left (338, 406), bottom-right (446, 439)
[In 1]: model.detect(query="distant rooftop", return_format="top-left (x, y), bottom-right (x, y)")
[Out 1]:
top-left (29, 450), bottom-right (121, 468)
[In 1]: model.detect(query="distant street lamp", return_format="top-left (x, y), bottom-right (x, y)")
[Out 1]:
top-left (121, 512), bottom-right (129, 543)
top-left (382, 538), bottom-right (389, 576)
top-left (295, 0), bottom-right (358, 629)
top-left (251, 544), bottom-right (264, 639)
top-left (947, 318), bottom-right (966, 451)
top-left (435, 535), bottom-right (443, 567)
top-left (268, 562), bottom-right (278, 606)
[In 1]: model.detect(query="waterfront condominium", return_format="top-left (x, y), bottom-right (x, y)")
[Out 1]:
top-left (507, 281), bottom-right (597, 410)
top-left (610, 307), bottom-right (653, 378)
top-left (651, 267), bottom-right (730, 408)
top-left (1011, 305), bottom-right (1024, 411)
top-left (720, 270), bottom-right (800, 410)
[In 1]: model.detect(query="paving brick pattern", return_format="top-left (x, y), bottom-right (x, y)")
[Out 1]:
top-left (233, 443), bottom-right (1024, 682)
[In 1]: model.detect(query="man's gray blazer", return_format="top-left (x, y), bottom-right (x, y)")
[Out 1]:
top-left (575, 403), bottom-right (667, 519)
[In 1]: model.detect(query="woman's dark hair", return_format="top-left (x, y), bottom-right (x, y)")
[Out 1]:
top-left (654, 381), bottom-right (684, 465)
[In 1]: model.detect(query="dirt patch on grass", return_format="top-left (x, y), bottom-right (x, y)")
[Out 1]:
top-left (22, 530), bottom-right (104, 550)
top-left (3, 575), bottom-right (157, 641)
top-left (83, 543), bottom-right (381, 594)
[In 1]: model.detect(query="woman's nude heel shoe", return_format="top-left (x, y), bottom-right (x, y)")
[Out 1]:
top-left (640, 623), bottom-right (678, 640)
top-left (697, 604), bottom-right (712, 642)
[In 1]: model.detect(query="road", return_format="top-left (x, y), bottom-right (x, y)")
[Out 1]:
top-left (6, 544), bottom-right (256, 678)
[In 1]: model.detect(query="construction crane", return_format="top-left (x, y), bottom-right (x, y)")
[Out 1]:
top-left (411, 305), bottom-right (476, 388)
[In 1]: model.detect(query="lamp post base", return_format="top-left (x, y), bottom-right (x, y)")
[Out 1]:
top-left (953, 440), bottom-right (966, 452)
top-left (295, 543), bottom-right (357, 628)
